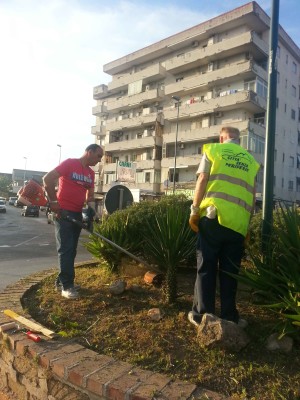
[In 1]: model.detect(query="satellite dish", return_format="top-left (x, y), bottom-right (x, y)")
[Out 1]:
top-left (104, 185), bottom-right (133, 214)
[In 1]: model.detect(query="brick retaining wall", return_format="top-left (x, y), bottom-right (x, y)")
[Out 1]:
top-left (0, 265), bottom-right (228, 400)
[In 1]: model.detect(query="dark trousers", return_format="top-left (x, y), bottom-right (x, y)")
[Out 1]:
top-left (54, 210), bottom-right (82, 290)
top-left (192, 217), bottom-right (244, 323)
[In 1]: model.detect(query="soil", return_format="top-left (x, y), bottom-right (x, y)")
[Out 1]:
top-left (22, 260), bottom-right (300, 400)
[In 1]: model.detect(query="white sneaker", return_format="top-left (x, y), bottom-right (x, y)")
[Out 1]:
top-left (188, 311), bottom-right (200, 327)
top-left (56, 283), bottom-right (81, 292)
top-left (61, 287), bottom-right (79, 299)
top-left (237, 318), bottom-right (248, 329)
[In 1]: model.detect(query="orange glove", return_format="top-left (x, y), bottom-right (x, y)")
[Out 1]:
top-left (189, 214), bottom-right (199, 233)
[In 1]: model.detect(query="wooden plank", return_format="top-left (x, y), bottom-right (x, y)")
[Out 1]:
top-left (3, 309), bottom-right (58, 339)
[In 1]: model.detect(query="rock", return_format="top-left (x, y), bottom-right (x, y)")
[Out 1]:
top-left (109, 280), bottom-right (127, 295)
top-left (147, 308), bottom-right (163, 321)
top-left (266, 333), bottom-right (293, 353)
top-left (196, 313), bottom-right (250, 352)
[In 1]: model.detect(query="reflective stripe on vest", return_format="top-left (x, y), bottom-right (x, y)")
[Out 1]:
top-left (208, 174), bottom-right (254, 195)
top-left (204, 191), bottom-right (253, 213)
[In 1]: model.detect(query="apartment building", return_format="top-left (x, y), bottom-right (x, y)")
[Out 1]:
top-left (92, 1), bottom-right (300, 203)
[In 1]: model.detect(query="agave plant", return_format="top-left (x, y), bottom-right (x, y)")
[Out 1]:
top-left (238, 205), bottom-right (300, 336)
top-left (143, 202), bottom-right (196, 303)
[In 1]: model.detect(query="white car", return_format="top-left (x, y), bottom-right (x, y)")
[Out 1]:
top-left (0, 200), bottom-right (6, 213)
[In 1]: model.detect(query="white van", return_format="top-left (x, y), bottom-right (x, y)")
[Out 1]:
top-left (8, 196), bottom-right (18, 205)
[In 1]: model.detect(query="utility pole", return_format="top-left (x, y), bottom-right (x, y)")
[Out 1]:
top-left (262, 0), bottom-right (279, 251)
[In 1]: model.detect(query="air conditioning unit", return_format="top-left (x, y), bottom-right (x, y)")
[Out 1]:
top-left (191, 40), bottom-right (199, 48)
top-left (180, 143), bottom-right (185, 149)
top-left (215, 112), bottom-right (223, 118)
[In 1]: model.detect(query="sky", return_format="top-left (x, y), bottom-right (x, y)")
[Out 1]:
top-left (0, 0), bottom-right (299, 174)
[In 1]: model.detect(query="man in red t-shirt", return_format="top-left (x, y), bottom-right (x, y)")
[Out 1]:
top-left (43, 144), bottom-right (103, 299)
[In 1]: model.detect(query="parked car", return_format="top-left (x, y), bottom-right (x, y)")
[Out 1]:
top-left (21, 205), bottom-right (39, 217)
top-left (0, 200), bottom-right (6, 213)
top-left (0, 197), bottom-right (7, 204)
top-left (8, 196), bottom-right (18, 205)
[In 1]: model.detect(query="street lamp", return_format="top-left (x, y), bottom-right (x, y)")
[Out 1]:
top-left (172, 96), bottom-right (181, 194)
top-left (23, 157), bottom-right (27, 183)
top-left (57, 144), bottom-right (62, 164)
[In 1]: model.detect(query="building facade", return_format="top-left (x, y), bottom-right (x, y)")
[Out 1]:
top-left (92, 1), bottom-right (300, 203)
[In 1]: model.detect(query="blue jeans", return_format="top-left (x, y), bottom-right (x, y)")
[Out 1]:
top-left (192, 217), bottom-right (244, 323)
top-left (54, 210), bottom-right (82, 290)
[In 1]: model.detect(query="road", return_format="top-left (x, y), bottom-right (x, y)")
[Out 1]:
top-left (0, 205), bottom-right (93, 292)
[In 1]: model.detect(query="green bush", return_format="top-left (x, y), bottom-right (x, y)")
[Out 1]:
top-left (143, 200), bottom-right (196, 303)
top-left (239, 205), bottom-right (300, 336)
top-left (84, 195), bottom-right (195, 272)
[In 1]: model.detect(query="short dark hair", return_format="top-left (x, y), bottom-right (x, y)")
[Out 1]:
top-left (85, 144), bottom-right (102, 152)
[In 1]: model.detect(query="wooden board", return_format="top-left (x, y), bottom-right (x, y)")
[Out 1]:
top-left (3, 309), bottom-right (58, 339)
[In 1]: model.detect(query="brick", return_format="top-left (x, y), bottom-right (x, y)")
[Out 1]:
top-left (86, 360), bottom-right (132, 396)
top-left (67, 354), bottom-right (113, 387)
top-left (39, 343), bottom-right (84, 368)
top-left (106, 367), bottom-right (154, 400)
top-left (51, 348), bottom-right (96, 379)
top-left (128, 371), bottom-right (171, 400)
top-left (156, 380), bottom-right (197, 400)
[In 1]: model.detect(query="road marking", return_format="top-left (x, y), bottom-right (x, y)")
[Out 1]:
top-left (14, 235), bottom-right (40, 247)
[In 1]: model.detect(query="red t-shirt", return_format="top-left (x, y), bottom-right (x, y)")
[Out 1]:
top-left (55, 158), bottom-right (95, 212)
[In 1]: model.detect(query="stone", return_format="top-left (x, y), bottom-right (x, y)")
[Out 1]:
top-left (147, 308), bottom-right (163, 321)
top-left (266, 333), bottom-right (293, 353)
top-left (196, 313), bottom-right (250, 352)
top-left (108, 280), bottom-right (127, 295)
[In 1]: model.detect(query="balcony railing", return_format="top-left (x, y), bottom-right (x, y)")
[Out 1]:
top-left (165, 31), bottom-right (268, 73)
top-left (164, 90), bottom-right (266, 121)
top-left (93, 84), bottom-right (108, 100)
top-left (105, 111), bottom-right (158, 131)
top-left (91, 125), bottom-right (106, 136)
top-left (105, 135), bottom-right (162, 152)
top-left (107, 64), bottom-right (166, 92)
top-left (165, 61), bottom-right (267, 96)
top-left (92, 104), bottom-right (108, 116)
top-left (107, 87), bottom-right (164, 112)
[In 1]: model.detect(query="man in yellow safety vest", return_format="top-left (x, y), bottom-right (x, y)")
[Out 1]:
top-left (188, 126), bottom-right (260, 328)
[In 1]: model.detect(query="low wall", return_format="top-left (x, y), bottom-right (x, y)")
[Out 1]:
top-left (0, 266), bottom-right (227, 400)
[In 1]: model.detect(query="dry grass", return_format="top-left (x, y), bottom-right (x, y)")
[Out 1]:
top-left (23, 261), bottom-right (300, 400)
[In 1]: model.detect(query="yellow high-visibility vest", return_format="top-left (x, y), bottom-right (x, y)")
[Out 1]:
top-left (199, 143), bottom-right (260, 236)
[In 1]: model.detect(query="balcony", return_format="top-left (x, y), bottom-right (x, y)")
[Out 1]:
top-left (165, 61), bottom-right (267, 96)
top-left (107, 87), bottom-right (164, 112)
top-left (105, 135), bottom-right (162, 152)
top-left (161, 155), bottom-right (200, 169)
top-left (163, 120), bottom-right (265, 144)
top-left (92, 104), bottom-right (108, 116)
top-left (164, 90), bottom-right (266, 121)
top-left (105, 111), bottom-right (158, 131)
top-left (107, 64), bottom-right (166, 92)
top-left (93, 84), bottom-right (108, 100)
top-left (91, 125), bottom-right (106, 136)
top-left (165, 31), bottom-right (268, 74)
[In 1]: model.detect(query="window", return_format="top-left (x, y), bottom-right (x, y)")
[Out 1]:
top-left (289, 156), bottom-right (294, 167)
top-left (145, 172), bottom-right (151, 183)
top-left (286, 54), bottom-right (289, 64)
top-left (277, 71), bottom-right (280, 84)
top-left (297, 154), bottom-right (300, 169)
top-left (297, 177), bottom-right (300, 193)
top-left (288, 180), bottom-right (294, 191)
top-left (256, 77), bottom-right (268, 99)
top-left (282, 153), bottom-right (285, 163)
top-left (244, 79), bottom-right (255, 91)
top-left (292, 61), bottom-right (297, 73)
top-left (176, 77), bottom-right (184, 82)
top-left (285, 79), bottom-right (288, 89)
top-left (277, 45), bottom-right (281, 58)
top-left (282, 178), bottom-right (284, 188)
top-left (291, 109), bottom-right (296, 120)
top-left (298, 131), bottom-right (300, 146)
top-left (292, 85), bottom-right (296, 97)
top-left (284, 104), bottom-right (287, 113)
